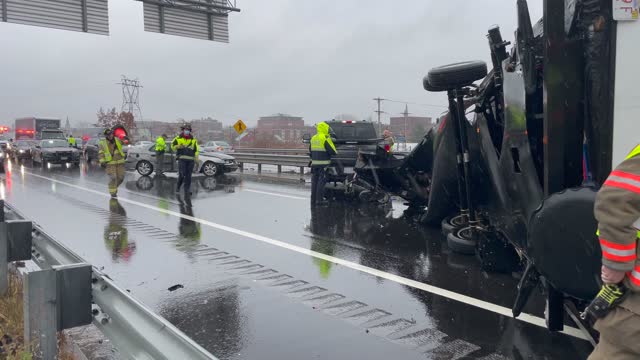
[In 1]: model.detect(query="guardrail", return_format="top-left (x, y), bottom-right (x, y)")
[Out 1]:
top-left (1, 201), bottom-right (217, 360)
top-left (234, 148), bottom-right (308, 155)
top-left (233, 153), bottom-right (310, 175)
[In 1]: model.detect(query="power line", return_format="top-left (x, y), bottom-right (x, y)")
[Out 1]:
top-left (383, 98), bottom-right (447, 109)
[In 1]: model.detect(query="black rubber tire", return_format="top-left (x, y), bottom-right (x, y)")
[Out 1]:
top-left (441, 215), bottom-right (467, 236)
top-left (447, 227), bottom-right (476, 255)
top-left (136, 160), bottom-right (153, 176)
top-left (424, 60), bottom-right (488, 92)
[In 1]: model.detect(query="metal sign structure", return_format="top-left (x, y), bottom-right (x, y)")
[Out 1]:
top-left (0, 0), bottom-right (109, 35)
top-left (139, 0), bottom-right (240, 42)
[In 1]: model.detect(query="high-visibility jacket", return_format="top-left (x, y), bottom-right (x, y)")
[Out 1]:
top-left (309, 122), bottom-right (337, 166)
top-left (98, 138), bottom-right (125, 165)
top-left (595, 144), bottom-right (640, 290)
top-left (155, 136), bottom-right (166, 152)
top-left (68, 137), bottom-right (76, 147)
top-left (171, 136), bottom-right (199, 160)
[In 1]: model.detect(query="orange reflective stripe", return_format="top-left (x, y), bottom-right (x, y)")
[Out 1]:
top-left (604, 179), bottom-right (640, 194)
top-left (628, 266), bottom-right (640, 286)
top-left (600, 238), bottom-right (637, 262)
top-left (611, 170), bottom-right (640, 182)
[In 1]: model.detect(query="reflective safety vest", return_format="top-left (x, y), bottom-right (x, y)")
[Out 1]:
top-left (597, 144), bottom-right (640, 240)
top-left (310, 134), bottom-right (337, 166)
top-left (68, 137), bottom-right (76, 147)
top-left (171, 136), bottom-right (199, 160)
top-left (99, 138), bottom-right (125, 165)
top-left (155, 136), bottom-right (166, 152)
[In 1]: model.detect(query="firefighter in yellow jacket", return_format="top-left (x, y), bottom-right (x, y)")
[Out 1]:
top-left (309, 122), bottom-right (337, 206)
top-left (171, 123), bottom-right (199, 195)
top-left (589, 144), bottom-right (640, 359)
top-left (99, 128), bottom-right (126, 198)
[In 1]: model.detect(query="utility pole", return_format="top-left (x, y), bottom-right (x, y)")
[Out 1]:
top-left (403, 104), bottom-right (410, 148)
top-left (373, 97), bottom-right (385, 135)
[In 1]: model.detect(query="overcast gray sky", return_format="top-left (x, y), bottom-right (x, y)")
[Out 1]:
top-left (0, 0), bottom-right (542, 126)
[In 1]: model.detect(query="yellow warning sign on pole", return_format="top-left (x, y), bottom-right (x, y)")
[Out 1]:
top-left (233, 119), bottom-right (247, 134)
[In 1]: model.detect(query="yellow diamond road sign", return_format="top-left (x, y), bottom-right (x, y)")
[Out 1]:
top-left (233, 120), bottom-right (247, 134)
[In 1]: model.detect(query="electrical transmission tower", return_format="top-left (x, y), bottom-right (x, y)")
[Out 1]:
top-left (118, 75), bottom-right (144, 125)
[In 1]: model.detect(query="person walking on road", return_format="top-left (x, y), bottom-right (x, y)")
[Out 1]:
top-left (309, 121), bottom-right (337, 206)
top-left (171, 124), bottom-right (199, 195)
top-left (98, 128), bottom-right (126, 198)
top-left (68, 134), bottom-right (77, 148)
top-left (589, 144), bottom-right (640, 359)
top-left (155, 134), bottom-right (168, 176)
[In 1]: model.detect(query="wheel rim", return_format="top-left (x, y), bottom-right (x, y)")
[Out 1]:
top-left (203, 162), bottom-right (217, 176)
top-left (138, 161), bottom-right (151, 175)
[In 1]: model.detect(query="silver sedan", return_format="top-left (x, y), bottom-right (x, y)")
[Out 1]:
top-left (125, 144), bottom-right (239, 177)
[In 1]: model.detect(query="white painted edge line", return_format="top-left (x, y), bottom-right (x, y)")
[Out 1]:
top-left (23, 171), bottom-right (588, 340)
top-left (244, 189), bottom-right (307, 200)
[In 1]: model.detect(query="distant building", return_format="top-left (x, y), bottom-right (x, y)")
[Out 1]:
top-left (257, 114), bottom-right (306, 142)
top-left (191, 117), bottom-right (224, 141)
top-left (389, 105), bottom-right (432, 142)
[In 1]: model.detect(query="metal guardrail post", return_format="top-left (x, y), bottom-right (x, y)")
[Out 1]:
top-left (23, 263), bottom-right (92, 360)
top-left (0, 219), bottom-right (32, 295)
top-left (24, 268), bottom-right (57, 360)
top-left (258, 164), bottom-right (262, 173)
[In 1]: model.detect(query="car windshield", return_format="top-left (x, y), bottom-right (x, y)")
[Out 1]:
top-left (41, 140), bottom-right (69, 148)
top-left (15, 141), bottom-right (33, 148)
top-left (216, 141), bottom-right (229, 146)
top-left (328, 123), bottom-right (377, 140)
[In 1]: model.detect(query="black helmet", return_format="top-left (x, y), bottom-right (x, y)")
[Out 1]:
top-left (103, 128), bottom-right (113, 136)
top-left (180, 123), bottom-right (192, 131)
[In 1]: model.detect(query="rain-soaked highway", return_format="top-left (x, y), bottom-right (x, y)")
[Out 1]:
top-left (3, 160), bottom-right (592, 359)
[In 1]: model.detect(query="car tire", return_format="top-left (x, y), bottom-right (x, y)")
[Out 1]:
top-left (136, 160), bottom-right (153, 176)
top-left (447, 227), bottom-right (476, 255)
top-left (441, 214), bottom-right (467, 236)
top-left (424, 60), bottom-right (488, 92)
top-left (202, 161), bottom-right (219, 177)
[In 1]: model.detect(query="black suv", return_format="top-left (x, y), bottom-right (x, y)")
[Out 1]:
top-left (305, 120), bottom-right (380, 183)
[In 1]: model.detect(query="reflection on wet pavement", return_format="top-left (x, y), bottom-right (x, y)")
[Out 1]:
top-left (3, 163), bottom-right (594, 359)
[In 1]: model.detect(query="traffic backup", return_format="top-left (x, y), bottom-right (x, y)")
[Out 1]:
top-left (14, 117), bottom-right (65, 140)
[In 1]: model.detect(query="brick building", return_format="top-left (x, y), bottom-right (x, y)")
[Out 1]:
top-left (389, 106), bottom-right (432, 142)
top-left (257, 114), bottom-right (306, 142)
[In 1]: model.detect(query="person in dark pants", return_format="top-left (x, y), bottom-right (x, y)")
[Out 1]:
top-left (155, 133), bottom-right (168, 176)
top-left (309, 121), bottom-right (337, 206)
top-left (171, 123), bottom-right (199, 195)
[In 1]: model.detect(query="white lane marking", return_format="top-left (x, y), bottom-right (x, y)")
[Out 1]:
top-left (244, 189), bottom-right (307, 200)
top-left (38, 173), bottom-right (182, 206)
top-left (24, 171), bottom-right (587, 340)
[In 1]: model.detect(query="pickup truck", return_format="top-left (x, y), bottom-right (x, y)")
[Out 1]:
top-left (304, 120), bottom-right (381, 183)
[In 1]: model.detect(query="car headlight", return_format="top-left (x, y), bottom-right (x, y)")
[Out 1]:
top-left (19, 150), bottom-right (24, 153)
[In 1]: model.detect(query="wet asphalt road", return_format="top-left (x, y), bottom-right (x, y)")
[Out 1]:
top-left (3, 160), bottom-right (592, 359)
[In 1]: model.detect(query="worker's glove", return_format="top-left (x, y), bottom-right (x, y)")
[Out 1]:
top-left (308, 161), bottom-right (312, 167)
top-left (602, 265), bottom-right (626, 284)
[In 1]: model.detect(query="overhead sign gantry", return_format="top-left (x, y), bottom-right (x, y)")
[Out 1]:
top-left (0, 0), bottom-right (240, 42)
